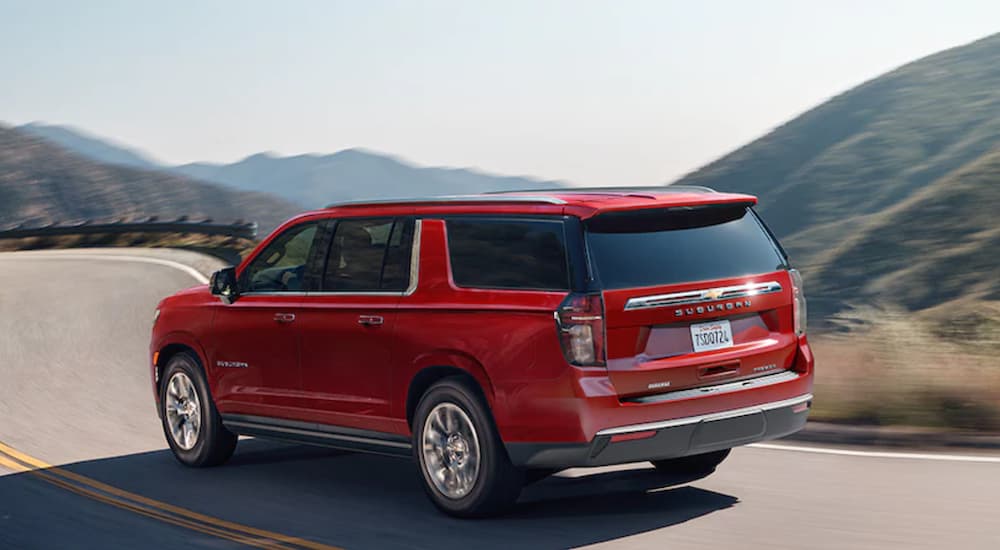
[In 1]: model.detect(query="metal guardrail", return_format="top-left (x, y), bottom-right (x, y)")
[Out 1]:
top-left (0, 218), bottom-right (258, 240)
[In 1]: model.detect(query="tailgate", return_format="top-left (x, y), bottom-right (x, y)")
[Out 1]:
top-left (602, 272), bottom-right (797, 398)
top-left (584, 202), bottom-right (797, 399)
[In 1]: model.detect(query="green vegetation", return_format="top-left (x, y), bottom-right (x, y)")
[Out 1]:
top-left (812, 148), bottom-right (1000, 313)
top-left (675, 32), bottom-right (1000, 321)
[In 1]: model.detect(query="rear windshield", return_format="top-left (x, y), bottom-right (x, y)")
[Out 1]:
top-left (586, 206), bottom-right (787, 289)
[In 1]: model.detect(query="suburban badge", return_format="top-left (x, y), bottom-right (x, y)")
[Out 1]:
top-left (675, 299), bottom-right (751, 317)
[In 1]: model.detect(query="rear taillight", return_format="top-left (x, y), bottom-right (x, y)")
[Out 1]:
top-left (555, 293), bottom-right (606, 366)
top-left (790, 269), bottom-right (807, 335)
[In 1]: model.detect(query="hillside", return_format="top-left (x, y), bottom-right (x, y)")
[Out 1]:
top-left (674, 33), bottom-right (1000, 318)
top-left (816, 147), bottom-right (999, 310)
top-left (0, 125), bottom-right (301, 234)
top-left (20, 124), bottom-right (568, 208)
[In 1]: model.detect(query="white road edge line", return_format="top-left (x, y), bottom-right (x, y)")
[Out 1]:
top-left (0, 253), bottom-right (209, 284)
top-left (750, 443), bottom-right (1000, 463)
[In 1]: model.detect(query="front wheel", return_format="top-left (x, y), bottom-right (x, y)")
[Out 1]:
top-left (650, 449), bottom-right (731, 475)
top-left (159, 352), bottom-right (237, 467)
top-left (413, 377), bottom-right (523, 517)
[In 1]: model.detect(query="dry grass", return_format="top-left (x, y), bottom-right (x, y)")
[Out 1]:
top-left (810, 304), bottom-right (1000, 431)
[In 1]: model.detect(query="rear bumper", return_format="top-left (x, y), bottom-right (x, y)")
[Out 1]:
top-left (506, 393), bottom-right (811, 468)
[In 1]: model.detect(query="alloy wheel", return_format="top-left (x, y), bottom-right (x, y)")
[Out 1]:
top-left (164, 371), bottom-right (202, 450)
top-left (421, 402), bottom-right (481, 499)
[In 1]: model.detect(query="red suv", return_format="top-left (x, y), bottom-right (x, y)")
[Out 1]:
top-left (150, 187), bottom-right (814, 517)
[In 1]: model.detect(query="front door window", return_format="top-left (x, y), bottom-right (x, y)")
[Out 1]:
top-left (241, 222), bottom-right (320, 293)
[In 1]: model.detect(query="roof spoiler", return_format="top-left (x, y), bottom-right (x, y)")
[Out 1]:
top-left (585, 201), bottom-right (757, 233)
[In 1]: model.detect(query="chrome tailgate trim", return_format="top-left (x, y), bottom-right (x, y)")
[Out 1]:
top-left (624, 370), bottom-right (802, 405)
top-left (597, 393), bottom-right (813, 436)
top-left (624, 281), bottom-right (783, 311)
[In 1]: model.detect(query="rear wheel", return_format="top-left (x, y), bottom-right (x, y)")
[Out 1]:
top-left (159, 352), bottom-right (237, 467)
top-left (650, 449), bottom-right (731, 475)
top-left (413, 377), bottom-right (523, 517)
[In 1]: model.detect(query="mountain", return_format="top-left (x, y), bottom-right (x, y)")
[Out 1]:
top-left (17, 122), bottom-right (161, 170)
top-left (0, 124), bottom-right (300, 233)
top-left (173, 150), bottom-right (567, 208)
top-left (19, 125), bottom-right (568, 209)
top-left (673, 33), bottom-right (1000, 318)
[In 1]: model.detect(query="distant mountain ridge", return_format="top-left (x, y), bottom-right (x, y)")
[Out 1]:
top-left (0, 124), bottom-right (300, 233)
top-left (17, 124), bottom-right (568, 208)
top-left (173, 149), bottom-right (566, 208)
top-left (673, 32), bottom-right (1000, 319)
top-left (18, 122), bottom-right (161, 170)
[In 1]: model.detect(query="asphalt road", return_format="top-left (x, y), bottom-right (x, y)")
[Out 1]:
top-left (1, 248), bottom-right (998, 549)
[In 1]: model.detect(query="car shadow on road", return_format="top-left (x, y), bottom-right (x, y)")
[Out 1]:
top-left (4, 438), bottom-right (738, 549)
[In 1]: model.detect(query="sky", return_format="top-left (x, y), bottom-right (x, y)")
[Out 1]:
top-left (2, 1), bottom-right (998, 186)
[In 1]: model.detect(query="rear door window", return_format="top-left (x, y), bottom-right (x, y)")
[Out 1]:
top-left (586, 206), bottom-right (787, 289)
top-left (321, 217), bottom-right (415, 292)
top-left (445, 218), bottom-right (569, 290)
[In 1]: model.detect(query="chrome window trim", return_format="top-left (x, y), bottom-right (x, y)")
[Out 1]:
top-left (238, 291), bottom-right (308, 297)
top-left (623, 280), bottom-right (783, 311)
top-left (404, 219), bottom-right (421, 296)
top-left (623, 370), bottom-right (802, 405)
top-left (242, 290), bottom-right (404, 298)
top-left (305, 291), bottom-right (407, 297)
top-left (596, 393), bottom-right (813, 436)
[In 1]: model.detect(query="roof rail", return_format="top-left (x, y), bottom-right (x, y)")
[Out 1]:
top-left (485, 185), bottom-right (717, 195)
top-left (324, 194), bottom-right (567, 209)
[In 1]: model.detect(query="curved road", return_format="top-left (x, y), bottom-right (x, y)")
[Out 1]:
top-left (0, 249), bottom-right (998, 549)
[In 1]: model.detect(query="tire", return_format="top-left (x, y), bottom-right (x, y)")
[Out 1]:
top-left (650, 449), bottom-right (731, 475)
top-left (159, 352), bottom-right (237, 467)
top-left (413, 377), bottom-right (524, 517)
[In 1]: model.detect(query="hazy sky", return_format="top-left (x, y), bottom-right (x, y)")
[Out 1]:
top-left (2, 1), bottom-right (998, 186)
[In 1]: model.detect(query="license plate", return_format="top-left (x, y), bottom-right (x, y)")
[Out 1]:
top-left (690, 319), bottom-right (734, 353)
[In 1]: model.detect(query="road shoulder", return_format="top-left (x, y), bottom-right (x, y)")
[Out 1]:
top-left (786, 421), bottom-right (1000, 451)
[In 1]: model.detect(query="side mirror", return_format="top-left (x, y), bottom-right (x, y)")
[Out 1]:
top-left (210, 267), bottom-right (239, 303)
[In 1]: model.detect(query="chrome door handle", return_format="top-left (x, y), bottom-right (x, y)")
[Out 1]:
top-left (273, 313), bottom-right (296, 324)
top-left (358, 315), bottom-right (384, 327)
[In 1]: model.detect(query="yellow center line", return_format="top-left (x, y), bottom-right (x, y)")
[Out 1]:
top-left (0, 453), bottom-right (25, 472)
top-left (0, 441), bottom-right (342, 550)
top-left (29, 468), bottom-right (290, 549)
